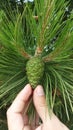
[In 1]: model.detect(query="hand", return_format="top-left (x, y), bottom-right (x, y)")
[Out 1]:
top-left (7, 84), bottom-right (69, 130)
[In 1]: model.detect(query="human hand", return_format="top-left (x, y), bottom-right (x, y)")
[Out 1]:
top-left (7, 84), bottom-right (69, 130)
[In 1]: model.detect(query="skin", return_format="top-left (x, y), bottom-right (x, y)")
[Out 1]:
top-left (7, 84), bottom-right (69, 130)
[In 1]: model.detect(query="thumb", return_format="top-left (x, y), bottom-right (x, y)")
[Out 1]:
top-left (33, 85), bottom-right (49, 122)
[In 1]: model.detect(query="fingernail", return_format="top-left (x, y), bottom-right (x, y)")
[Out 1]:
top-left (36, 85), bottom-right (44, 96)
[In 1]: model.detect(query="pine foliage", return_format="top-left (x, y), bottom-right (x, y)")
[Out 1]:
top-left (0, 0), bottom-right (73, 129)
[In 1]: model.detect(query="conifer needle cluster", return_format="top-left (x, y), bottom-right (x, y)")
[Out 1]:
top-left (0, 0), bottom-right (73, 129)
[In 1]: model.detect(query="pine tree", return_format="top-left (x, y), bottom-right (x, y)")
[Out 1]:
top-left (0, 0), bottom-right (73, 129)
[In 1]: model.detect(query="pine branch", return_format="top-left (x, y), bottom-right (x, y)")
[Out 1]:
top-left (37, 0), bottom-right (54, 50)
top-left (0, 0), bottom-right (73, 127)
top-left (44, 59), bottom-right (73, 119)
top-left (43, 32), bottom-right (71, 61)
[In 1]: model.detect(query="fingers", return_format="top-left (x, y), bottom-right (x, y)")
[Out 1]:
top-left (35, 125), bottom-right (42, 130)
top-left (33, 85), bottom-right (69, 130)
top-left (8, 84), bottom-right (32, 113)
top-left (7, 84), bottom-right (32, 130)
top-left (23, 125), bottom-right (32, 130)
top-left (33, 85), bottom-right (49, 122)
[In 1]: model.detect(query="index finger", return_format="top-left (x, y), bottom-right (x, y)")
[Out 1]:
top-left (8, 84), bottom-right (32, 113)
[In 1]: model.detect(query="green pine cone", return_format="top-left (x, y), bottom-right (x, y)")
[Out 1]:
top-left (26, 56), bottom-right (45, 88)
